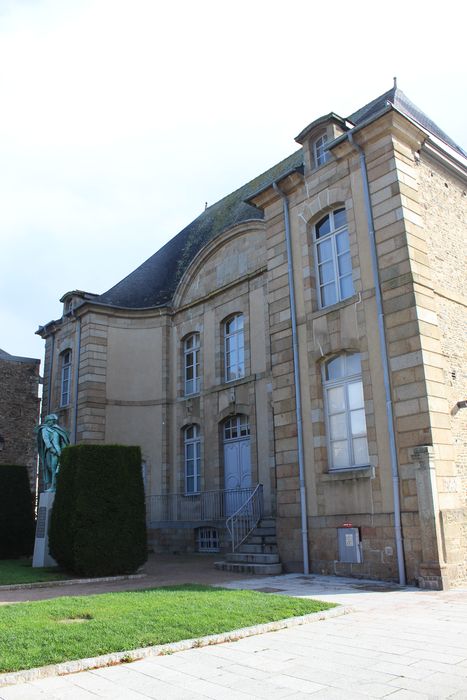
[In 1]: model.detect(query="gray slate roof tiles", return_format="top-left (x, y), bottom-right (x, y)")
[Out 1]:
top-left (96, 150), bottom-right (303, 309)
top-left (93, 87), bottom-right (464, 311)
top-left (347, 86), bottom-right (466, 157)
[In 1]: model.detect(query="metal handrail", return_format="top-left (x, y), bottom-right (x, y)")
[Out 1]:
top-left (226, 484), bottom-right (263, 552)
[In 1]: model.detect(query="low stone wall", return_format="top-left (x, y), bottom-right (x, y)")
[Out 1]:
top-left (148, 525), bottom-right (229, 554)
top-left (148, 528), bottom-right (197, 554)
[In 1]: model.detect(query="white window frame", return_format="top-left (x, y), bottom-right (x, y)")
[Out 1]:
top-left (60, 350), bottom-right (72, 407)
top-left (313, 132), bottom-right (330, 168)
top-left (184, 333), bottom-right (200, 395)
top-left (224, 313), bottom-right (245, 382)
top-left (184, 424), bottom-right (201, 494)
top-left (223, 414), bottom-right (250, 442)
top-left (322, 353), bottom-right (369, 471)
top-left (314, 208), bottom-right (354, 308)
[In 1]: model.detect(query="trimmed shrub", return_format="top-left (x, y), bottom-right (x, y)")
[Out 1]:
top-left (49, 445), bottom-right (147, 576)
top-left (0, 465), bottom-right (35, 559)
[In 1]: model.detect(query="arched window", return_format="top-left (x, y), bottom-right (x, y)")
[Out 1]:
top-left (323, 353), bottom-right (369, 470)
top-left (60, 350), bottom-right (72, 407)
top-left (184, 424), bottom-right (201, 494)
top-left (183, 333), bottom-right (200, 395)
top-left (224, 314), bottom-right (244, 382)
top-left (314, 207), bottom-right (354, 308)
top-left (313, 132), bottom-right (330, 168)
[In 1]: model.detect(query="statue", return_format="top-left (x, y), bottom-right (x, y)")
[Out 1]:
top-left (36, 414), bottom-right (70, 492)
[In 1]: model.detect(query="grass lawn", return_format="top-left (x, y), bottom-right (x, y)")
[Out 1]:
top-left (0, 559), bottom-right (68, 586)
top-left (0, 585), bottom-right (335, 673)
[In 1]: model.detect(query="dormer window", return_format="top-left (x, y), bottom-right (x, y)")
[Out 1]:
top-left (64, 298), bottom-right (73, 314)
top-left (313, 132), bottom-right (330, 168)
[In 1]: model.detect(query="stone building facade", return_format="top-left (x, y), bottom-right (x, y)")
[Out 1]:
top-left (37, 85), bottom-right (467, 589)
top-left (0, 348), bottom-right (41, 492)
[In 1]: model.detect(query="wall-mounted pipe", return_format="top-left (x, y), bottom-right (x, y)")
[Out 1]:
top-left (347, 132), bottom-right (406, 586)
top-left (273, 181), bottom-right (310, 575)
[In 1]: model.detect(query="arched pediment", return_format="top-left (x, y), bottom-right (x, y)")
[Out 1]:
top-left (173, 220), bottom-right (266, 309)
top-left (300, 186), bottom-right (351, 226)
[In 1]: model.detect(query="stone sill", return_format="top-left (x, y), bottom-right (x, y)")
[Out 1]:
top-left (321, 465), bottom-right (375, 482)
top-left (311, 293), bottom-right (360, 320)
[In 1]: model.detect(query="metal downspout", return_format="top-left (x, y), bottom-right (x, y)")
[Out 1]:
top-left (348, 133), bottom-right (406, 586)
top-left (72, 315), bottom-right (82, 444)
top-left (273, 182), bottom-right (310, 575)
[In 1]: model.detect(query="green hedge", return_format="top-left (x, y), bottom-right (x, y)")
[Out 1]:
top-left (49, 445), bottom-right (147, 576)
top-left (0, 465), bottom-right (35, 559)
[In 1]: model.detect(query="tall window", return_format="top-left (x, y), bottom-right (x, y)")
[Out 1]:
top-left (224, 314), bottom-right (244, 382)
top-left (184, 424), bottom-right (201, 494)
top-left (323, 353), bottom-right (369, 471)
top-left (313, 132), bottom-right (329, 168)
top-left (60, 350), bottom-right (72, 407)
top-left (184, 333), bottom-right (200, 395)
top-left (314, 208), bottom-right (354, 308)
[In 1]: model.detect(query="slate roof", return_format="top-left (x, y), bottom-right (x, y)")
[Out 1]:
top-left (96, 149), bottom-right (303, 309)
top-left (347, 86), bottom-right (466, 157)
top-left (92, 86), bottom-right (464, 311)
top-left (0, 348), bottom-right (40, 363)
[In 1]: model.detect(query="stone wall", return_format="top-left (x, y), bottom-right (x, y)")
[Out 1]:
top-left (36, 106), bottom-right (466, 588)
top-left (148, 526), bottom-right (229, 554)
top-left (0, 350), bottom-right (41, 492)
top-left (417, 157), bottom-right (467, 586)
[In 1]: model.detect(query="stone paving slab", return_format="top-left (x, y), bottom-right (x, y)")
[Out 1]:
top-left (1, 571), bottom-right (467, 698)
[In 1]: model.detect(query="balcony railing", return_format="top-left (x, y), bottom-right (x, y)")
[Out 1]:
top-left (148, 487), bottom-right (257, 526)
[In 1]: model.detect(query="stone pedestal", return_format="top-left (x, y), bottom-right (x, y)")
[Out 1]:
top-left (32, 491), bottom-right (57, 568)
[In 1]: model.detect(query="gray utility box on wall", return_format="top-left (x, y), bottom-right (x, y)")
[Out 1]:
top-left (338, 527), bottom-right (362, 563)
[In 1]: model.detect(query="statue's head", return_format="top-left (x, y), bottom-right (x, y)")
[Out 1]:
top-left (44, 414), bottom-right (58, 425)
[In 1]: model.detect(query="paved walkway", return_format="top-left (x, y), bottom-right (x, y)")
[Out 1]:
top-left (0, 554), bottom-right (255, 604)
top-left (2, 570), bottom-right (467, 699)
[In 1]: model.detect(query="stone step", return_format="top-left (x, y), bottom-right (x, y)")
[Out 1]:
top-left (258, 518), bottom-right (276, 528)
top-left (252, 526), bottom-right (276, 537)
top-left (238, 543), bottom-right (278, 554)
top-left (246, 535), bottom-right (277, 545)
top-left (214, 561), bottom-right (282, 575)
top-left (225, 552), bottom-right (280, 564)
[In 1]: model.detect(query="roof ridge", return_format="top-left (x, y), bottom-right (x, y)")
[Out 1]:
top-left (347, 85), bottom-right (465, 158)
top-left (346, 85), bottom-right (396, 124)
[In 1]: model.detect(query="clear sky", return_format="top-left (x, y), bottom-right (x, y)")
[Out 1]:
top-left (1, 0), bottom-right (465, 368)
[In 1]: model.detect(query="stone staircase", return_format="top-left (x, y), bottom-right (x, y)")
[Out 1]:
top-left (214, 518), bottom-right (282, 575)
